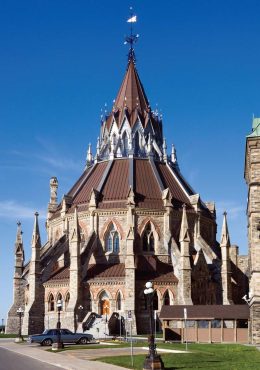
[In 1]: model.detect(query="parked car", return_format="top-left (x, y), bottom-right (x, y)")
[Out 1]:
top-left (29, 328), bottom-right (93, 346)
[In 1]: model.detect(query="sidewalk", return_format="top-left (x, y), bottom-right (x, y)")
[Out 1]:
top-left (0, 341), bottom-right (128, 370)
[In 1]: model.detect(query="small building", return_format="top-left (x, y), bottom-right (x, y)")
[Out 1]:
top-left (160, 305), bottom-right (249, 343)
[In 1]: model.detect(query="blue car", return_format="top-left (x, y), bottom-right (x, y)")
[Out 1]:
top-left (29, 328), bottom-right (93, 346)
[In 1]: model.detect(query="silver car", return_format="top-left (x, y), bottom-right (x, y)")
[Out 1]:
top-left (29, 328), bottom-right (93, 346)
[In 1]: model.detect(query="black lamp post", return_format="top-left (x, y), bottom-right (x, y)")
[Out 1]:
top-left (143, 282), bottom-right (164, 370)
top-left (15, 307), bottom-right (24, 342)
top-left (52, 299), bottom-right (63, 351)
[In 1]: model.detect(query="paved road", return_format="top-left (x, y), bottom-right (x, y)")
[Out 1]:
top-left (0, 347), bottom-right (64, 370)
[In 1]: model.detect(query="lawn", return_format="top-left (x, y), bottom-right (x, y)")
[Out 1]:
top-left (0, 334), bottom-right (19, 338)
top-left (96, 343), bottom-right (260, 370)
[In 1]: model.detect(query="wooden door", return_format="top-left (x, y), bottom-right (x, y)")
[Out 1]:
top-left (101, 299), bottom-right (110, 315)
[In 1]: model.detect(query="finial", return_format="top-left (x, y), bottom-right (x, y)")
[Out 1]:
top-left (87, 143), bottom-right (92, 162)
top-left (171, 144), bottom-right (177, 164)
top-left (124, 7), bottom-right (139, 64)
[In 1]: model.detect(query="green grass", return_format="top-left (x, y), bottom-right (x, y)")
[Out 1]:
top-left (0, 334), bottom-right (19, 338)
top-left (95, 343), bottom-right (260, 370)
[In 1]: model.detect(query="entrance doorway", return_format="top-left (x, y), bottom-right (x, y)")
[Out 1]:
top-left (101, 299), bottom-right (110, 315)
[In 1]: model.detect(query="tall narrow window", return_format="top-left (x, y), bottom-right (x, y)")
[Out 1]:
top-left (122, 131), bottom-right (128, 156)
top-left (134, 131), bottom-right (140, 155)
top-left (65, 292), bottom-right (70, 310)
top-left (142, 223), bottom-right (155, 252)
top-left (153, 291), bottom-right (159, 310)
top-left (163, 290), bottom-right (170, 306)
top-left (105, 224), bottom-right (120, 253)
top-left (48, 294), bottom-right (55, 312)
top-left (116, 292), bottom-right (122, 311)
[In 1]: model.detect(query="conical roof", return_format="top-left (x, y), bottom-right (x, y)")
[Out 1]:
top-left (103, 60), bottom-right (162, 136)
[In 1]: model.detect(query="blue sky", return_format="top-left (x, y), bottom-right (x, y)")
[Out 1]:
top-left (1, 0), bottom-right (259, 321)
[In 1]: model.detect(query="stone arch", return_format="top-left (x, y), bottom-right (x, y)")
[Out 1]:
top-left (100, 218), bottom-right (124, 242)
top-left (140, 220), bottom-right (160, 253)
top-left (162, 288), bottom-right (175, 305)
top-left (97, 289), bottom-right (112, 315)
top-left (138, 217), bottom-right (161, 240)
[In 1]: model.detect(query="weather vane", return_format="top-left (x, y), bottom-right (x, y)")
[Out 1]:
top-left (124, 7), bottom-right (139, 63)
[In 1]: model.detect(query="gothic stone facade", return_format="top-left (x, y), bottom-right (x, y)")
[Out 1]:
top-left (245, 118), bottom-right (260, 344)
top-left (6, 57), bottom-right (249, 335)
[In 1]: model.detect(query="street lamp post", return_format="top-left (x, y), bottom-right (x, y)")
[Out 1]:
top-left (15, 307), bottom-right (24, 343)
top-left (1, 318), bottom-right (4, 334)
top-left (143, 282), bottom-right (164, 370)
top-left (52, 299), bottom-right (63, 351)
top-left (76, 305), bottom-right (83, 333)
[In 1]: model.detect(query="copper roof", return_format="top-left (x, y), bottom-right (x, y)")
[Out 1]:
top-left (73, 162), bottom-right (108, 204)
top-left (98, 159), bottom-right (129, 208)
top-left (86, 263), bottom-right (125, 280)
top-left (49, 157), bottom-right (199, 217)
top-left (46, 266), bottom-right (70, 283)
top-left (156, 163), bottom-right (191, 206)
top-left (160, 305), bottom-right (249, 320)
top-left (136, 255), bottom-right (178, 283)
top-left (135, 159), bottom-right (163, 209)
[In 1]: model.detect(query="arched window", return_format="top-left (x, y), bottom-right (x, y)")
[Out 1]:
top-left (48, 294), bottom-right (55, 312)
top-left (143, 223), bottom-right (155, 252)
top-left (153, 291), bottom-right (159, 310)
top-left (116, 292), bottom-right (122, 311)
top-left (122, 131), bottom-right (128, 156)
top-left (80, 227), bottom-right (85, 248)
top-left (105, 224), bottom-right (120, 253)
top-left (163, 290), bottom-right (170, 306)
top-left (65, 292), bottom-right (70, 310)
top-left (57, 293), bottom-right (63, 311)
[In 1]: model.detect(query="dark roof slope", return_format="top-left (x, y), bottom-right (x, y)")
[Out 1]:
top-left (160, 305), bottom-right (249, 320)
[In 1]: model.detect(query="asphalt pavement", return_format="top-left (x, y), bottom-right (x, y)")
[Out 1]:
top-left (0, 347), bottom-right (63, 370)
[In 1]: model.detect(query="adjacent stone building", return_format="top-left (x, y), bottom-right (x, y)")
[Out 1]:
top-left (6, 46), bottom-right (249, 336)
top-left (245, 118), bottom-right (260, 344)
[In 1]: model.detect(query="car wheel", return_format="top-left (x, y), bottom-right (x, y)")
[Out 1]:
top-left (42, 338), bottom-right (53, 346)
top-left (79, 337), bottom-right (89, 345)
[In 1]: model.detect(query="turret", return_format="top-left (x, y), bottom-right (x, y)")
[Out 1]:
top-left (47, 177), bottom-right (58, 219)
top-left (220, 212), bottom-right (233, 304)
top-left (14, 221), bottom-right (24, 277)
top-left (22, 212), bottom-right (44, 335)
top-left (68, 207), bottom-right (81, 332)
top-left (178, 204), bottom-right (192, 304)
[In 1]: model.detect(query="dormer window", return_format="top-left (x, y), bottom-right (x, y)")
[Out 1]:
top-left (105, 224), bottom-right (120, 253)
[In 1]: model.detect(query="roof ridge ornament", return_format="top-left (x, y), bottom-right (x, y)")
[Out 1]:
top-left (124, 7), bottom-right (139, 65)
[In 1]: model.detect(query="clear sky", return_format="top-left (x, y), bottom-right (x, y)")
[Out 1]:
top-left (1, 0), bottom-right (259, 322)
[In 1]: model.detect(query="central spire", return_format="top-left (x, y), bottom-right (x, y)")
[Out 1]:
top-left (85, 11), bottom-right (179, 166)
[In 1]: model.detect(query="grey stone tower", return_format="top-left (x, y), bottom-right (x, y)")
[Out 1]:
top-left (6, 222), bottom-right (25, 334)
top-left (245, 117), bottom-right (260, 344)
